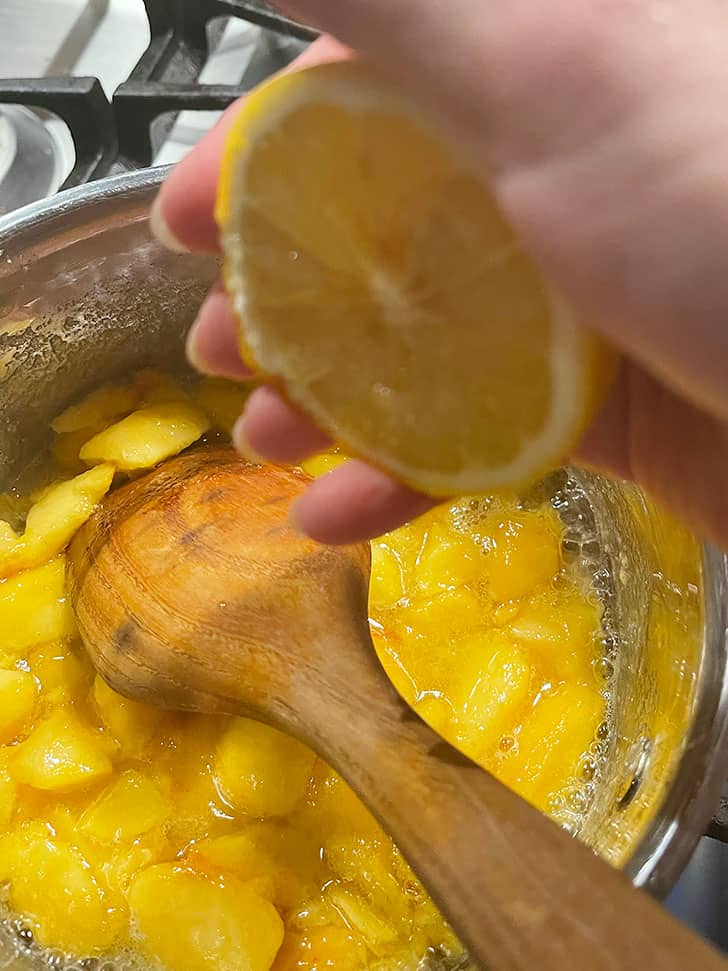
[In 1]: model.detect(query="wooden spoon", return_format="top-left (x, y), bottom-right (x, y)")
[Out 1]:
top-left (68, 445), bottom-right (726, 971)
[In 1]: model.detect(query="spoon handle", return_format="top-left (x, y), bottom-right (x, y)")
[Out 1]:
top-left (307, 619), bottom-right (727, 971)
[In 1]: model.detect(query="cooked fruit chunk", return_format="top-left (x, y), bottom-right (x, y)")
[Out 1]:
top-left (190, 825), bottom-right (308, 911)
top-left (29, 642), bottom-right (91, 706)
top-left (408, 586), bottom-right (482, 645)
top-left (324, 836), bottom-right (406, 915)
top-left (129, 865), bottom-right (284, 971)
top-left (482, 512), bottom-right (562, 603)
top-left (23, 464), bottom-right (114, 550)
top-left (452, 637), bottom-right (536, 763)
top-left (0, 558), bottom-right (76, 654)
top-left (0, 824), bottom-right (123, 953)
top-left (325, 885), bottom-right (399, 954)
top-left (101, 832), bottom-right (169, 895)
top-left (0, 669), bottom-right (37, 742)
top-left (80, 402), bottom-right (210, 470)
top-left (92, 675), bottom-right (164, 757)
top-left (415, 526), bottom-right (484, 596)
top-left (508, 584), bottom-right (601, 684)
top-left (369, 542), bottom-right (406, 609)
top-left (12, 710), bottom-right (112, 791)
top-left (80, 771), bottom-right (170, 843)
top-left (52, 381), bottom-right (138, 433)
top-left (0, 464), bottom-right (114, 577)
top-left (496, 684), bottom-right (603, 812)
top-left (215, 718), bottom-right (316, 818)
top-left (272, 926), bottom-right (365, 971)
top-left (0, 762), bottom-right (17, 827)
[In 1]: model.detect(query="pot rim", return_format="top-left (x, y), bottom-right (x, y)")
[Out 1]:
top-left (2, 168), bottom-right (728, 898)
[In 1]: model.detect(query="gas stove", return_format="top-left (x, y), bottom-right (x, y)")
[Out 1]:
top-left (0, 0), bottom-right (726, 957)
top-left (0, 0), bottom-right (314, 214)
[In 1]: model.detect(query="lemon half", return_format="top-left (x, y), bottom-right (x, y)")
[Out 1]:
top-left (217, 61), bottom-right (614, 495)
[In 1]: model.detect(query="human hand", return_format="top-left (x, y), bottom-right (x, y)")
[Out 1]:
top-left (152, 2), bottom-right (728, 549)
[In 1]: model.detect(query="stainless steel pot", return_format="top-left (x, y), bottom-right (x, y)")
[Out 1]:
top-left (1, 169), bottom-right (728, 968)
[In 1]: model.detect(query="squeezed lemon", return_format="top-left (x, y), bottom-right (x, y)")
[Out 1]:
top-left (217, 62), bottom-right (615, 496)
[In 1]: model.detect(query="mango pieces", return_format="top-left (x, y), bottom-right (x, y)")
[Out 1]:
top-left (368, 488), bottom-right (604, 832)
top-left (92, 675), bottom-right (164, 758)
top-left (215, 718), bottom-right (316, 818)
top-left (0, 557), bottom-right (76, 655)
top-left (452, 637), bottom-right (536, 764)
top-left (189, 822), bottom-right (317, 911)
top-left (29, 642), bottom-right (91, 706)
top-left (0, 464), bottom-right (114, 578)
top-left (0, 383), bottom-right (608, 971)
top-left (0, 762), bottom-right (17, 828)
top-left (324, 885), bottom-right (399, 955)
top-left (12, 709), bottom-right (112, 792)
top-left (407, 586), bottom-right (482, 646)
top-left (0, 669), bottom-right (37, 743)
top-left (0, 824), bottom-right (123, 954)
top-left (80, 402), bottom-right (210, 471)
top-left (129, 865), bottom-right (284, 971)
top-left (101, 832), bottom-right (168, 897)
top-left (80, 771), bottom-right (170, 843)
top-left (369, 542), bottom-right (406, 610)
top-left (414, 523), bottom-right (485, 597)
top-left (51, 371), bottom-right (193, 472)
top-left (324, 836), bottom-right (406, 916)
top-left (508, 585), bottom-right (602, 685)
top-left (51, 370), bottom-right (189, 435)
top-left (272, 926), bottom-right (365, 971)
top-left (481, 510), bottom-right (562, 603)
top-left (495, 684), bottom-right (604, 813)
top-left (52, 381), bottom-right (139, 434)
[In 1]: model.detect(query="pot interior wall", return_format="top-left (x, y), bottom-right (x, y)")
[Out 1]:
top-left (0, 206), bottom-right (217, 486)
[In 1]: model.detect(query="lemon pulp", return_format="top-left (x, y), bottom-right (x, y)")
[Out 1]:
top-left (218, 62), bottom-right (614, 495)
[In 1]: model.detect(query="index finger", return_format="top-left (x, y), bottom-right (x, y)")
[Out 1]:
top-left (151, 34), bottom-right (351, 254)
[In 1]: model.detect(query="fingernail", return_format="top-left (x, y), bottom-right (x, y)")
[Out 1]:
top-left (149, 195), bottom-right (189, 253)
top-left (232, 416), bottom-right (266, 464)
top-left (185, 315), bottom-right (205, 371)
top-left (186, 304), bottom-right (253, 381)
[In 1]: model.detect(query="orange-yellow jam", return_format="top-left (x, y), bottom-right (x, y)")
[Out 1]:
top-left (0, 373), bottom-right (605, 970)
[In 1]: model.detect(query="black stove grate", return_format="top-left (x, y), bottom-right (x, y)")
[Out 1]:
top-left (0, 0), bottom-right (316, 187)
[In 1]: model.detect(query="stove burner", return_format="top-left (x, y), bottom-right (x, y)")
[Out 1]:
top-left (0, 113), bottom-right (17, 189)
top-left (0, 0), bottom-right (315, 208)
top-left (0, 105), bottom-right (52, 215)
